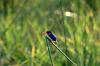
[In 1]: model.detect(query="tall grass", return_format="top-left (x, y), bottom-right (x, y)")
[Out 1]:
top-left (0, 0), bottom-right (100, 66)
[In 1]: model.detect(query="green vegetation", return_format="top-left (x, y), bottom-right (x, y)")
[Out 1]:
top-left (0, 0), bottom-right (100, 66)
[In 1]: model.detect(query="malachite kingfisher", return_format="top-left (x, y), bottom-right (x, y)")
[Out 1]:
top-left (42, 31), bottom-right (57, 41)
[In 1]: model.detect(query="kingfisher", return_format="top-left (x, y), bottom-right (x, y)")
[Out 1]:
top-left (46, 31), bottom-right (57, 41)
top-left (42, 31), bottom-right (57, 41)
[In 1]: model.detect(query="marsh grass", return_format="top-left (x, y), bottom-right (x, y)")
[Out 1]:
top-left (0, 0), bottom-right (100, 66)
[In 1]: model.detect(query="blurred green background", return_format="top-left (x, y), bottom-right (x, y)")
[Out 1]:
top-left (0, 0), bottom-right (100, 66)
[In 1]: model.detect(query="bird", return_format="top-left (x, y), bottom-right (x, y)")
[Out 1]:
top-left (46, 31), bottom-right (57, 41)
top-left (42, 31), bottom-right (57, 42)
